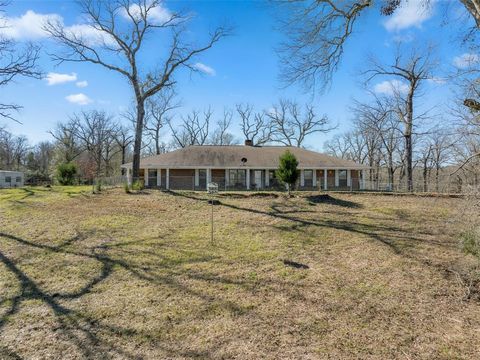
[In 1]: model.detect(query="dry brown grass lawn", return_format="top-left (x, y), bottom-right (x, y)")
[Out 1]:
top-left (0, 186), bottom-right (479, 359)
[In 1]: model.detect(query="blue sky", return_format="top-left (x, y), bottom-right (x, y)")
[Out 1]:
top-left (1, 0), bottom-right (475, 151)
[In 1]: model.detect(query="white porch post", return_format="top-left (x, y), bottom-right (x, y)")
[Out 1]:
top-left (335, 170), bottom-right (339, 187)
top-left (324, 169), bottom-right (328, 190)
top-left (157, 169), bottom-right (161, 187)
top-left (361, 169), bottom-right (366, 190)
top-left (206, 169), bottom-right (212, 187)
top-left (166, 168), bottom-right (170, 190)
top-left (144, 169), bottom-right (149, 187)
top-left (127, 168), bottom-right (132, 186)
top-left (246, 169), bottom-right (250, 190)
top-left (347, 169), bottom-right (351, 188)
top-left (300, 169), bottom-right (305, 187)
top-left (195, 169), bottom-right (199, 187)
top-left (265, 170), bottom-right (269, 187)
top-left (312, 169), bottom-right (317, 188)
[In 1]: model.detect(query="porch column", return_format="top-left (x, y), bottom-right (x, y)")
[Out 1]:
top-left (324, 169), bottom-right (328, 190)
top-left (225, 169), bottom-right (229, 188)
top-left (361, 169), bottom-right (366, 190)
top-left (144, 169), bottom-right (149, 187)
top-left (246, 169), bottom-right (250, 190)
top-left (195, 169), bottom-right (199, 187)
top-left (312, 169), bottom-right (317, 188)
top-left (335, 170), bottom-right (339, 187)
top-left (206, 169), bottom-right (212, 187)
top-left (127, 168), bottom-right (132, 186)
top-left (300, 169), bottom-right (305, 187)
top-left (265, 170), bottom-right (269, 187)
top-left (347, 169), bottom-right (351, 188)
top-left (166, 168), bottom-right (170, 190)
top-left (157, 169), bottom-right (161, 187)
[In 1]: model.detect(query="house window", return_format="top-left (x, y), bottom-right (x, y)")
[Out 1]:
top-left (304, 170), bottom-right (313, 187)
top-left (148, 169), bottom-right (157, 187)
top-left (15, 176), bottom-right (21, 183)
top-left (339, 170), bottom-right (347, 187)
top-left (228, 169), bottom-right (246, 188)
top-left (5, 176), bottom-right (11, 183)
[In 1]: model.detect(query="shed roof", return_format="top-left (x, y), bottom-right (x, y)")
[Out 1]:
top-left (122, 145), bottom-right (368, 169)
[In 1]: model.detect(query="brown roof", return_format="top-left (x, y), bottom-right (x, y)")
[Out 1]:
top-left (122, 145), bottom-right (368, 169)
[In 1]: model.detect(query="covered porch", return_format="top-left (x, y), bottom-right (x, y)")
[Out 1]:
top-left (126, 167), bottom-right (366, 191)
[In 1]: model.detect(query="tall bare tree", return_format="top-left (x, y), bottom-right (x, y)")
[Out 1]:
top-left (70, 110), bottom-right (117, 178)
top-left (363, 48), bottom-right (434, 191)
top-left (144, 88), bottom-right (178, 155)
top-left (168, 108), bottom-right (212, 148)
top-left (236, 103), bottom-right (273, 145)
top-left (210, 109), bottom-right (236, 145)
top-left (45, 0), bottom-right (229, 181)
top-left (267, 99), bottom-right (332, 147)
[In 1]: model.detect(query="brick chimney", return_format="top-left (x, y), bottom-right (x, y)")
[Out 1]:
top-left (244, 139), bottom-right (253, 146)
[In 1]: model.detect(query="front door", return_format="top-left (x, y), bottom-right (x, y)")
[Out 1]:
top-left (254, 170), bottom-right (262, 189)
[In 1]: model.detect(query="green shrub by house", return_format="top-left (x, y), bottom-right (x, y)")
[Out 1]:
top-left (276, 150), bottom-right (299, 196)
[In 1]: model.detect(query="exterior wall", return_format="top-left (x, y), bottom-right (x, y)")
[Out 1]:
top-left (317, 170), bottom-right (325, 190)
top-left (327, 170), bottom-right (336, 188)
top-left (131, 167), bottom-right (366, 192)
top-left (169, 169), bottom-right (195, 190)
top-left (351, 170), bottom-right (360, 190)
top-left (211, 169), bottom-right (225, 189)
top-left (0, 171), bottom-right (24, 188)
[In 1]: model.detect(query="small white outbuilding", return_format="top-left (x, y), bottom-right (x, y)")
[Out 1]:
top-left (0, 171), bottom-right (24, 188)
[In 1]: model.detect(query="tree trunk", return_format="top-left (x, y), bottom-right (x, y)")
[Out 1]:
top-left (155, 128), bottom-right (161, 155)
top-left (423, 159), bottom-right (428, 192)
top-left (405, 132), bottom-right (413, 192)
top-left (132, 99), bottom-right (145, 182)
top-left (435, 165), bottom-right (440, 193)
top-left (121, 145), bottom-right (126, 176)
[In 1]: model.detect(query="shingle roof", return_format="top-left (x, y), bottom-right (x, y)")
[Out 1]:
top-left (122, 145), bottom-right (368, 169)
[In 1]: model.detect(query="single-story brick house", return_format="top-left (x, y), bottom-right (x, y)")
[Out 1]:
top-left (121, 142), bottom-right (369, 191)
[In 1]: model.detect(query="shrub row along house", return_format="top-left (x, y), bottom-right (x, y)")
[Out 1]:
top-left (122, 141), bottom-right (368, 191)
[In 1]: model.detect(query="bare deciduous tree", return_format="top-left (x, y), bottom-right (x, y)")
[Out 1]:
top-left (363, 47), bottom-right (435, 191)
top-left (236, 103), bottom-right (273, 145)
top-left (278, 0), bottom-right (479, 93)
top-left (169, 108), bottom-right (212, 148)
top-left (210, 109), bottom-right (236, 145)
top-left (267, 99), bottom-right (332, 147)
top-left (144, 88), bottom-right (179, 155)
top-left (70, 110), bottom-right (118, 178)
top-left (45, 0), bottom-right (229, 181)
top-left (0, 3), bottom-right (41, 121)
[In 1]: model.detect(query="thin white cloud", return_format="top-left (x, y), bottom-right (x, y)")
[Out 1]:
top-left (65, 93), bottom-right (92, 105)
top-left (453, 53), bottom-right (479, 69)
top-left (0, 10), bottom-right (114, 46)
top-left (0, 10), bottom-right (61, 39)
top-left (76, 80), bottom-right (88, 88)
top-left (121, 1), bottom-right (173, 24)
top-left (427, 77), bottom-right (446, 85)
top-left (194, 62), bottom-right (216, 76)
top-left (374, 80), bottom-right (409, 96)
top-left (384, 1), bottom-right (435, 32)
top-left (45, 72), bottom-right (77, 85)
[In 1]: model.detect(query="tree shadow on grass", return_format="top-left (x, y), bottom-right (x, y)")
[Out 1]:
top-left (0, 230), bottom-right (248, 359)
top-left (305, 194), bottom-right (363, 208)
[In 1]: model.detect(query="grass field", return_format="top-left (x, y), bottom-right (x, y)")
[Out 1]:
top-left (0, 186), bottom-right (479, 359)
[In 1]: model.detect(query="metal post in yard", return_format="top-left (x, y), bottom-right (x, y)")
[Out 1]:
top-left (207, 182), bottom-right (218, 243)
